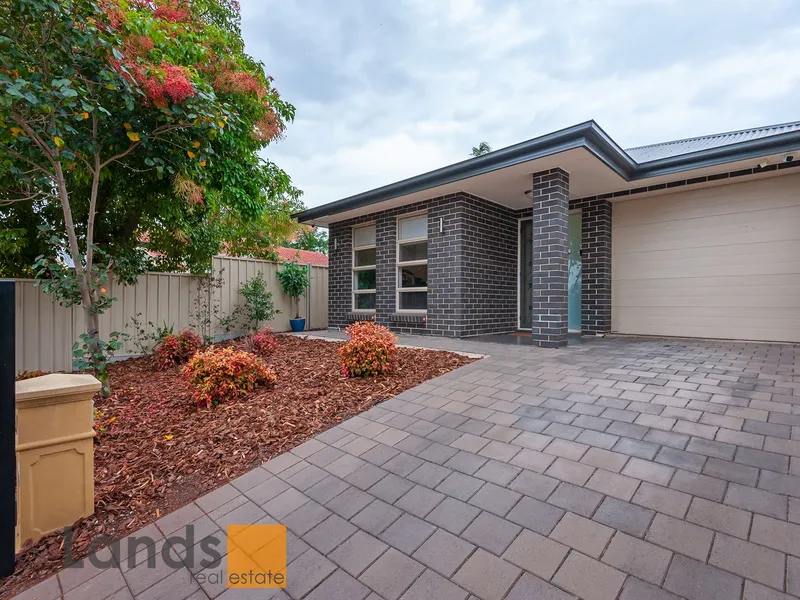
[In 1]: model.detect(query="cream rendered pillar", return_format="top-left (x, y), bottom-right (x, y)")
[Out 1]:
top-left (15, 374), bottom-right (99, 550)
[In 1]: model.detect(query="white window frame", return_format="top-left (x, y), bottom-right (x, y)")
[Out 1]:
top-left (352, 224), bottom-right (376, 312)
top-left (396, 213), bottom-right (428, 313)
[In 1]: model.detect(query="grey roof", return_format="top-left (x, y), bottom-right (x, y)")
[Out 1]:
top-left (626, 121), bottom-right (800, 162)
top-left (295, 119), bottom-right (800, 224)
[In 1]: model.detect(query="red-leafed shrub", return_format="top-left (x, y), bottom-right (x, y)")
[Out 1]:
top-left (243, 328), bottom-right (279, 357)
top-left (182, 346), bottom-right (276, 408)
top-left (15, 370), bottom-right (48, 381)
top-left (339, 321), bottom-right (398, 378)
top-left (155, 329), bottom-right (204, 370)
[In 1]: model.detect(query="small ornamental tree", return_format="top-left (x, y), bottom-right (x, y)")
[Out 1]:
top-left (276, 261), bottom-right (310, 320)
top-left (0, 0), bottom-right (295, 379)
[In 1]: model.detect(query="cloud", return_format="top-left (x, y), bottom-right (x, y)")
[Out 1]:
top-left (241, 0), bottom-right (800, 208)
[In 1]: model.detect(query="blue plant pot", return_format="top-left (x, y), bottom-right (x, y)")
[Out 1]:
top-left (289, 318), bottom-right (306, 332)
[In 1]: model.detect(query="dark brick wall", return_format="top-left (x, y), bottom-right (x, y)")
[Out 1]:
top-left (327, 193), bottom-right (517, 337)
top-left (530, 168), bottom-right (570, 348)
top-left (461, 195), bottom-right (518, 335)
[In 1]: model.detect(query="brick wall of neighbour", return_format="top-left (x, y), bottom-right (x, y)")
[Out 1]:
top-left (327, 193), bottom-right (517, 337)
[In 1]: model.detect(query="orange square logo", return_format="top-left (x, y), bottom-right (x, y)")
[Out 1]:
top-left (227, 524), bottom-right (287, 588)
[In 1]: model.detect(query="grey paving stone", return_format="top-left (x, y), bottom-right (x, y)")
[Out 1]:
top-left (702, 457), bottom-right (759, 486)
top-left (283, 500), bottom-right (332, 536)
top-left (262, 488), bottom-right (308, 521)
top-left (735, 446), bottom-right (790, 472)
top-left (286, 548), bottom-right (337, 599)
top-left (306, 445), bottom-right (347, 467)
top-left (395, 484), bottom-right (445, 518)
top-left (633, 482), bottom-right (692, 519)
top-left (303, 514), bottom-right (357, 554)
top-left (551, 512), bottom-right (613, 558)
top-left (400, 569), bottom-right (469, 600)
top-left (613, 437), bottom-right (660, 460)
top-left (670, 469), bottom-right (728, 502)
top-left (195, 484), bottom-right (243, 513)
top-left (602, 532), bottom-right (672, 585)
top-left (435, 472), bottom-right (484, 501)
top-left (305, 569), bottom-right (371, 600)
top-left (686, 437), bottom-right (737, 460)
top-left (360, 443), bottom-right (401, 466)
top-left (453, 549), bottom-right (521, 600)
top-left (62, 567), bottom-right (127, 600)
top-left (407, 462), bottom-right (452, 488)
top-left (135, 568), bottom-right (199, 600)
top-left (646, 514), bottom-right (714, 562)
top-left (547, 482), bottom-right (604, 517)
top-left (473, 459), bottom-right (521, 485)
top-left (709, 533), bottom-right (785, 589)
top-left (351, 499), bottom-right (403, 535)
top-left (444, 450), bottom-right (488, 475)
top-left (506, 572), bottom-right (576, 600)
top-left (369, 473), bottom-right (416, 503)
top-left (417, 442), bottom-right (459, 464)
top-left (510, 447), bottom-right (556, 471)
top-left (468, 482), bottom-right (521, 516)
top-left (461, 511), bottom-right (522, 555)
top-left (11, 576), bottom-right (61, 600)
top-left (506, 496), bottom-right (565, 535)
top-left (412, 528), bottom-right (475, 577)
top-left (575, 429), bottom-right (619, 450)
top-left (346, 463), bottom-right (390, 490)
top-left (619, 578), bottom-right (684, 600)
top-left (593, 497), bottom-right (655, 538)
top-left (655, 446), bottom-right (706, 472)
top-left (664, 555), bottom-right (743, 600)
top-left (380, 512), bottom-right (436, 554)
top-left (724, 482), bottom-right (788, 519)
top-left (304, 475), bottom-right (350, 505)
top-left (359, 548), bottom-right (425, 600)
top-left (553, 551), bottom-right (626, 600)
top-left (508, 469), bottom-right (560, 500)
top-left (328, 530), bottom-right (388, 577)
top-left (643, 428), bottom-right (691, 450)
top-left (325, 486), bottom-right (373, 519)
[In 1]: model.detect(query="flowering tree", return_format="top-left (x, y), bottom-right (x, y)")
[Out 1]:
top-left (0, 0), bottom-right (297, 374)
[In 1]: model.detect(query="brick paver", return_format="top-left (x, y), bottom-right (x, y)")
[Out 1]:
top-left (18, 333), bottom-right (800, 600)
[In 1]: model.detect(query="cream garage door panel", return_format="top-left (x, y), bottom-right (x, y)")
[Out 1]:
top-left (612, 174), bottom-right (800, 342)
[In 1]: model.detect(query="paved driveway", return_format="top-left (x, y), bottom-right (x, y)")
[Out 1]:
top-left (18, 334), bottom-right (800, 600)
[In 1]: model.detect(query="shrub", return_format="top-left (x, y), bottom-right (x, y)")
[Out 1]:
top-left (183, 346), bottom-right (276, 408)
top-left (155, 329), bottom-right (204, 370)
top-left (15, 370), bottom-right (48, 381)
top-left (339, 321), bottom-right (398, 378)
top-left (243, 328), bottom-right (279, 357)
top-left (237, 272), bottom-right (277, 331)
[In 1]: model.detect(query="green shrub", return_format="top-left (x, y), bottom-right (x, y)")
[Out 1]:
top-left (238, 272), bottom-right (277, 331)
top-left (276, 261), bottom-right (310, 319)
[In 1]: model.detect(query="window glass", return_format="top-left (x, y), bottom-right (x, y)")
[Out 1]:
top-left (399, 241), bottom-right (427, 263)
top-left (399, 265), bottom-right (427, 288)
top-left (353, 225), bottom-right (376, 247)
top-left (356, 293), bottom-right (376, 310)
top-left (354, 248), bottom-right (376, 267)
top-left (355, 270), bottom-right (376, 290)
top-left (399, 215), bottom-right (427, 240)
top-left (398, 291), bottom-right (427, 310)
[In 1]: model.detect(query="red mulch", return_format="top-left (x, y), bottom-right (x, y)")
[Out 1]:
top-left (2, 336), bottom-right (474, 599)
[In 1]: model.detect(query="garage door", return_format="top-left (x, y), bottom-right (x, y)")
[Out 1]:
top-left (612, 173), bottom-right (800, 342)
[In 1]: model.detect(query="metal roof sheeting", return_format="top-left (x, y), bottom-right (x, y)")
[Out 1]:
top-left (625, 121), bottom-right (800, 163)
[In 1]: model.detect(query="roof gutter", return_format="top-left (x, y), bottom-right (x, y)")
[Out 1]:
top-left (294, 122), bottom-right (800, 224)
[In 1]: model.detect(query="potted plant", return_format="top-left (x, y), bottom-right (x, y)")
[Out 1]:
top-left (276, 261), bottom-right (311, 332)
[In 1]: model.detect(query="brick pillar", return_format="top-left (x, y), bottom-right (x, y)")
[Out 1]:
top-left (531, 168), bottom-right (569, 348)
top-left (581, 198), bottom-right (612, 334)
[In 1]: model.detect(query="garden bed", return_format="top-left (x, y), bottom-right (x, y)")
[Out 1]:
top-left (2, 335), bottom-right (474, 598)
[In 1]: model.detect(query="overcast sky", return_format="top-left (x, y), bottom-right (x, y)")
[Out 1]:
top-left (240, 0), bottom-right (800, 209)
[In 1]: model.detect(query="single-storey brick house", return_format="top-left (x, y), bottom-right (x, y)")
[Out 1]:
top-left (295, 121), bottom-right (800, 347)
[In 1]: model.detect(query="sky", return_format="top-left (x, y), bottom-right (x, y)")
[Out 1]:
top-left (240, 0), bottom-right (800, 210)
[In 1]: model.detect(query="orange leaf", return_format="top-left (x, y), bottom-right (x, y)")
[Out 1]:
top-left (53, 136), bottom-right (64, 147)
top-left (127, 131), bottom-right (140, 142)
top-left (187, 151), bottom-right (196, 158)
top-left (123, 122), bottom-right (132, 130)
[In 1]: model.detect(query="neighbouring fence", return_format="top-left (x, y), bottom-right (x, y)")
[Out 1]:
top-left (14, 256), bottom-right (328, 373)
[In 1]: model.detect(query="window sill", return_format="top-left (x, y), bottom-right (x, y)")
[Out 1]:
top-left (389, 313), bottom-right (427, 325)
top-left (346, 312), bottom-right (375, 323)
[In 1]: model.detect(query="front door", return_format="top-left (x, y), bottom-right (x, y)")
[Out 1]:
top-left (519, 215), bottom-right (582, 331)
top-left (568, 211), bottom-right (582, 332)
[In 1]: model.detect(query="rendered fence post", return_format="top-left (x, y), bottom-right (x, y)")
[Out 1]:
top-left (0, 280), bottom-right (16, 576)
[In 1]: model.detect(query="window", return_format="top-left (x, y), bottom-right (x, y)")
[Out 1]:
top-left (397, 214), bottom-right (427, 311)
top-left (353, 224), bottom-right (376, 311)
